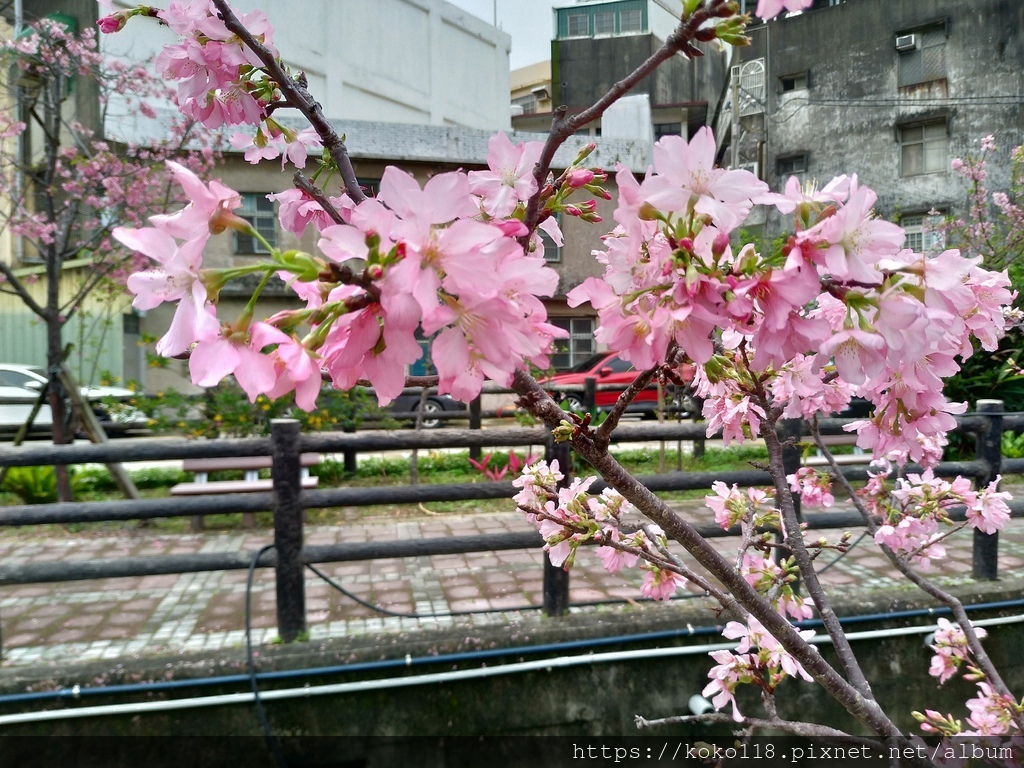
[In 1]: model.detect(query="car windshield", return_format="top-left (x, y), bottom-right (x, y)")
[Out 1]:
top-left (566, 353), bottom-right (611, 373)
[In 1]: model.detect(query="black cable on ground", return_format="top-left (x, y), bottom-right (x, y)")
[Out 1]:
top-left (247, 543), bottom-right (287, 768)
top-left (304, 561), bottom-right (701, 620)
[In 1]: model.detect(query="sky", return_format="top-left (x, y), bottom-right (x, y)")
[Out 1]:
top-left (445, 0), bottom-right (557, 70)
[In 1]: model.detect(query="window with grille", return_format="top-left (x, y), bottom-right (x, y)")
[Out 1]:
top-left (619, 9), bottom-right (642, 33)
top-left (235, 193), bottom-right (277, 254)
top-left (551, 317), bottom-right (595, 370)
top-left (594, 12), bottom-right (615, 36)
top-left (539, 213), bottom-right (562, 263)
top-left (567, 13), bottom-right (589, 37)
top-left (902, 213), bottom-right (944, 253)
top-left (654, 122), bottom-right (682, 141)
top-left (899, 121), bottom-right (947, 176)
top-left (512, 93), bottom-right (538, 114)
top-left (776, 153), bottom-right (808, 176)
top-left (898, 25), bottom-right (946, 88)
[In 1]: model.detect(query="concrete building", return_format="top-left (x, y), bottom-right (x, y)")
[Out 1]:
top-left (547, 0), bottom-right (729, 145)
top-left (721, 0), bottom-right (1024, 241)
top-left (103, 0), bottom-right (513, 131)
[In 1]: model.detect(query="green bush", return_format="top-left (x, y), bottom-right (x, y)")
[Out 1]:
top-left (124, 378), bottom-right (390, 437)
top-left (1, 466), bottom-right (69, 504)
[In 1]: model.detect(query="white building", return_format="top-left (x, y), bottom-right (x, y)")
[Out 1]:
top-left (104, 0), bottom-right (513, 130)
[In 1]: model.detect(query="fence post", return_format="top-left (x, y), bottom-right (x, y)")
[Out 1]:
top-left (542, 438), bottom-right (571, 617)
top-left (342, 424), bottom-right (358, 476)
top-left (973, 399), bottom-right (1003, 581)
top-left (583, 377), bottom-right (597, 414)
top-left (271, 418), bottom-right (306, 641)
top-left (469, 395), bottom-right (483, 461)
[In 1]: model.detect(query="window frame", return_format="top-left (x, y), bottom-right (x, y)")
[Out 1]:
top-left (776, 153), bottom-right (809, 176)
top-left (593, 11), bottom-right (615, 36)
top-left (897, 22), bottom-right (947, 88)
top-left (551, 317), bottom-right (596, 370)
top-left (618, 9), bottom-right (643, 34)
top-left (778, 71), bottom-right (808, 93)
top-left (566, 13), bottom-right (589, 38)
top-left (898, 119), bottom-right (949, 177)
top-left (234, 192), bottom-right (277, 255)
top-left (901, 212), bottom-right (945, 253)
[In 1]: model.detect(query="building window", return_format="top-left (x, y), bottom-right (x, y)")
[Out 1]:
top-left (776, 153), bottom-right (808, 176)
top-left (512, 93), bottom-right (538, 115)
top-left (594, 11), bottom-right (615, 36)
top-left (539, 213), bottom-right (562, 263)
top-left (899, 121), bottom-right (947, 176)
top-left (619, 9), bottom-right (642, 33)
top-left (551, 317), bottom-right (595, 370)
top-left (653, 122), bottom-right (682, 141)
top-left (898, 25), bottom-right (946, 88)
top-left (357, 177), bottom-right (381, 197)
top-left (779, 72), bottom-right (808, 93)
top-left (567, 13), bottom-right (589, 37)
top-left (235, 193), bottom-right (276, 254)
top-left (902, 213), bottom-right (944, 253)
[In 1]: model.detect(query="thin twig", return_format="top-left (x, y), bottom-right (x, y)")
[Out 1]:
top-left (294, 170), bottom-right (346, 225)
top-left (811, 424), bottom-right (1024, 733)
top-left (211, 0), bottom-right (367, 204)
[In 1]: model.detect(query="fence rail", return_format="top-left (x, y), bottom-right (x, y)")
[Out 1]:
top-left (0, 400), bottom-right (1015, 651)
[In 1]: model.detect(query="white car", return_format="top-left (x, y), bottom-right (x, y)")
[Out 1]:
top-left (0, 363), bottom-right (147, 436)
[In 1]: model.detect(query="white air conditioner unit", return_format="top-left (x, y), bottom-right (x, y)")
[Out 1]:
top-left (737, 161), bottom-right (760, 179)
top-left (895, 34), bottom-right (917, 51)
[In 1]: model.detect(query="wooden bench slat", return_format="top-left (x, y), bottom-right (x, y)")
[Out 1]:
top-left (170, 476), bottom-right (319, 496)
top-left (181, 453), bottom-right (321, 472)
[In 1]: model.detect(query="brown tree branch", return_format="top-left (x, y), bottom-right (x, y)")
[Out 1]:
top-left (211, 0), bottom-right (367, 204)
top-left (510, 368), bottom-right (911, 749)
top-left (813, 426), bottom-right (1024, 734)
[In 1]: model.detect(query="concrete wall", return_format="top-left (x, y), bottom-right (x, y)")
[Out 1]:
top-left (4, 579), bottom-right (1024, 764)
top-left (102, 0), bottom-right (512, 131)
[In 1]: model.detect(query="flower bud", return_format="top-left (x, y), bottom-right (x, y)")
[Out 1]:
top-left (552, 420), bottom-right (574, 442)
top-left (566, 169), bottom-right (595, 188)
top-left (712, 231), bottom-right (730, 257)
top-left (573, 143), bottom-right (597, 164)
top-left (365, 264), bottom-right (384, 280)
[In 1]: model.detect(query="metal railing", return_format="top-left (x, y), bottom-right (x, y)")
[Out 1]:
top-left (0, 400), bottom-right (1020, 653)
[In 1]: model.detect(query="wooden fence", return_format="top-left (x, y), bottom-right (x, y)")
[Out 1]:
top-left (0, 400), bottom-right (1021, 653)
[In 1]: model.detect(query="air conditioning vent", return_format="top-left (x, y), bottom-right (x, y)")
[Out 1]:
top-left (738, 161), bottom-right (760, 179)
top-left (895, 34), bottom-right (917, 52)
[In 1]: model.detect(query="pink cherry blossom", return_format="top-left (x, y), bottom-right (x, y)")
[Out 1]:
top-left (467, 132), bottom-right (544, 218)
top-left (755, 0), bottom-right (814, 22)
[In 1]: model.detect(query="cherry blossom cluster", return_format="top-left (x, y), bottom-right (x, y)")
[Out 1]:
top-left (512, 460), bottom-right (686, 600)
top-left (858, 468), bottom-right (1012, 567)
top-left (148, 0), bottom-right (280, 128)
top-left (115, 127), bottom-right (605, 406)
top-left (703, 617), bottom-right (816, 722)
top-left (572, 126), bottom-right (1015, 468)
top-left (787, 468), bottom-right (834, 508)
top-left (928, 617), bottom-right (987, 685)
top-left (0, 17), bottom-right (216, 283)
top-left (706, 481), bottom-right (814, 621)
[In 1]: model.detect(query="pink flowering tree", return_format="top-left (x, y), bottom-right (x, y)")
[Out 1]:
top-left (108, 0), bottom-right (1023, 761)
top-left (0, 17), bottom-right (217, 496)
top-left (936, 137), bottom-right (1024, 417)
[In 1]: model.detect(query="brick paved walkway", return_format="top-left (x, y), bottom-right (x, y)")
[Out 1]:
top-left (3, 500), bottom-right (1024, 668)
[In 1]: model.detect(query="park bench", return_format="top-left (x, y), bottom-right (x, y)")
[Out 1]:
top-left (803, 434), bottom-right (868, 468)
top-left (171, 453), bottom-right (321, 530)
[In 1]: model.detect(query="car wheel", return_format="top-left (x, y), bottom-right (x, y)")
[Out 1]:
top-left (561, 393), bottom-right (586, 414)
top-left (416, 398), bottom-right (444, 429)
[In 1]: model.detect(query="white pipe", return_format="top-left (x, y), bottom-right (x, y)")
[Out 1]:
top-left (2, 613), bottom-right (1021, 726)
